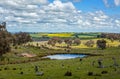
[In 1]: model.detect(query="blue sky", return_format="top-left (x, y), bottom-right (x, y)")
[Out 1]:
top-left (0, 0), bottom-right (120, 32)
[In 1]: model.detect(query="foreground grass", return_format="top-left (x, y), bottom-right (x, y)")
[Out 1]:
top-left (0, 47), bottom-right (120, 79)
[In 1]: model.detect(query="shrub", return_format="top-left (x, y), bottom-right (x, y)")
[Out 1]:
top-left (101, 71), bottom-right (108, 74)
top-left (64, 71), bottom-right (72, 76)
top-left (96, 39), bottom-right (106, 50)
top-left (80, 58), bottom-right (82, 61)
top-left (13, 68), bottom-right (17, 70)
top-left (4, 67), bottom-right (8, 70)
top-left (20, 71), bottom-right (23, 74)
top-left (88, 72), bottom-right (93, 76)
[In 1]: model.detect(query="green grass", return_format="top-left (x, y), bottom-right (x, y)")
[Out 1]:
top-left (0, 32), bottom-right (120, 79)
top-left (30, 32), bottom-right (100, 39)
top-left (0, 47), bottom-right (120, 79)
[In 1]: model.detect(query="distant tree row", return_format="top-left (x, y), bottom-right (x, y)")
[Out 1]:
top-left (47, 37), bottom-right (107, 50)
top-left (98, 33), bottom-right (120, 41)
top-left (47, 37), bottom-right (81, 47)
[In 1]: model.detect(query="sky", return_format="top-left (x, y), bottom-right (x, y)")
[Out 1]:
top-left (0, 0), bottom-right (120, 32)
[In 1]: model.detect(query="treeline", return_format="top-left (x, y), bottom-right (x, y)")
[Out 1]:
top-left (0, 28), bottom-right (32, 56)
top-left (47, 37), bottom-right (81, 47)
top-left (98, 33), bottom-right (120, 40)
top-left (47, 37), bottom-right (106, 50)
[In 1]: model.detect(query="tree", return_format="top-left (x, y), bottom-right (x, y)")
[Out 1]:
top-left (85, 40), bottom-right (94, 47)
top-left (47, 37), bottom-right (62, 46)
top-left (0, 31), bottom-right (11, 56)
top-left (47, 39), bottom-right (56, 46)
top-left (73, 38), bottom-right (81, 45)
top-left (13, 32), bottom-right (32, 45)
top-left (96, 39), bottom-right (106, 50)
top-left (64, 39), bottom-right (73, 46)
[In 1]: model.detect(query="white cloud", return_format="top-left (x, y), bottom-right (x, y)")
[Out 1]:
top-left (103, 0), bottom-right (109, 7)
top-left (47, 0), bottom-right (75, 11)
top-left (0, 0), bottom-right (120, 32)
top-left (103, 0), bottom-right (120, 7)
top-left (114, 0), bottom-right (120, 6)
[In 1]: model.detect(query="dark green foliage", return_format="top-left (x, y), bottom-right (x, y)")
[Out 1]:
top-left (64, 71), bottom-right (72, 76)
top-left (80, 58), bottom-right (82, 61)
top-left (4, 67), bottom-right (8, 70)
top-left (0, 31), bottom-right (12, 56)
top-left (101, 71), bottom-right (108, 74)
top-left (96, 39), bottom-right (106, 50)
top-left (13, 32), bottom-right (32, 45)
top-left (0, 22), bottom-right (32, 56)
top-left (87, 72), bottom-right (93, 76)
top-left (13, 68), bottom-right (17, 70)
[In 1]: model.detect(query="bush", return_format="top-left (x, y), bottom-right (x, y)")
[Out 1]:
top-left (88, 72), bottom-right (93, 76)
top-left (14, 46), bottom-right (18, 49)
top-left (64, 71), bottom-right (72, 76)
top-left (20, 71), bottom-right (23, 74)
top-left (101, 71), bottom-right (108, 74)
top-left (13, 68), bottom-right (17, 70)
top-left (4, 67), bottom-right (8, 70)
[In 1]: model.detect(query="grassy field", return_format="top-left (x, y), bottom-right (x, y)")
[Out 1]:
top-left (30, 33), bottom-right (74, 38)
top-left (0, 32), bottom-right (120, 79)
top-left (30, 32), bottom-right (100, 38)
top-left (0, 47), bottom-right (120, 79)
top-left (28, 38), bottom-right (120, 49)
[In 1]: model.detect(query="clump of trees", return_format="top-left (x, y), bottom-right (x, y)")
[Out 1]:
top-left (47, 37), bottom-right (63, 46)
top-left (96, 39), bottom-right (106, 50)
top-left (47, 37), bottom-right (81, 47)
top-left (12, 32), bottom-right (32, 46)
top-left (0, 22), bottom-right (32, 56)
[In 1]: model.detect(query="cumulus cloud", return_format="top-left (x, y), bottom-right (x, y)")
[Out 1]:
top-left (103, 0), bottom-right (120, 7)
top-left (114, 0), bottom-right (120, 6)
top-left (0, 0), bottom-right (120, 32)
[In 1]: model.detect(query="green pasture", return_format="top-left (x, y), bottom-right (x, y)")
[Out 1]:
top-left (0, 32), bottom-right (120, 79)
top-left (0, 47), bottom-right (120, 79)
top-left (30, 32), bottom-right (100, 39)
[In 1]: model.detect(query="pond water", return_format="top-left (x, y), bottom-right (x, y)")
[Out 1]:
top-left (44, 54), bottom-right (87, 59)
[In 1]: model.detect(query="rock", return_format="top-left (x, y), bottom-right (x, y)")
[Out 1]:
top-left (36, 72), bottom-right (44, 76)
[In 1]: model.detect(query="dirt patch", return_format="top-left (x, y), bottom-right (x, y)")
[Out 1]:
top-left (19, 53), bottom-right (36, 57)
